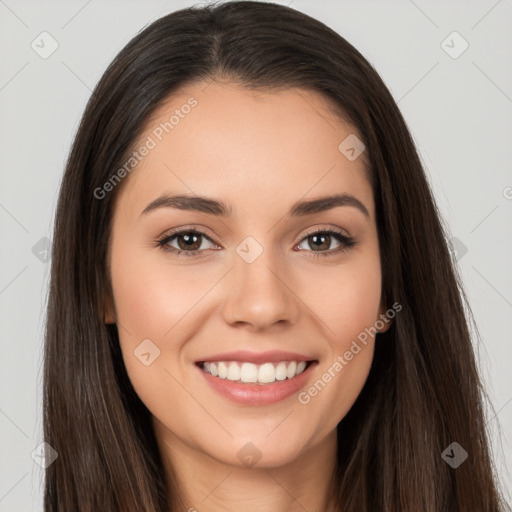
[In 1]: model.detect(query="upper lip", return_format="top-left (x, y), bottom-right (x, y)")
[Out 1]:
top-left (196, 350), bottom-right (317, 365)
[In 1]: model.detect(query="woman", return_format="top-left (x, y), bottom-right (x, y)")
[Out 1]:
top-left (43, 1), bottom-right (507, 510)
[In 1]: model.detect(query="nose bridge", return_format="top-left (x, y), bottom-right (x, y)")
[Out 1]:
top-left (222, 234), bottom-right (298, 329)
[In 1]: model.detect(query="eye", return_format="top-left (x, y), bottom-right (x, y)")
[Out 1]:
top-left (156, 228), bottom-right (218, 258)
top-left (295, 228), bottom-right (357, 258)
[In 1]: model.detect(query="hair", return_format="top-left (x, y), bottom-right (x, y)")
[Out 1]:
top-left (43, 1), bottom-right (507, 510)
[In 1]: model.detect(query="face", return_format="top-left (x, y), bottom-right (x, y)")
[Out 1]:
top-left (105, 80), bottom-right (389, 469)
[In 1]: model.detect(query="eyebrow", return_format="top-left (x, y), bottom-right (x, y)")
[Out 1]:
top-left (140, 192), bottom-right (370, 219)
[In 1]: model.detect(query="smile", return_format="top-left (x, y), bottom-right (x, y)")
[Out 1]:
top-left (195, 359), bottom-right (318, 406)
top-left (198, 360), bottom-right (311, 385)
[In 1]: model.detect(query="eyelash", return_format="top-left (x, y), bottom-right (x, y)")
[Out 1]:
top-left (155, 226), bottom-right (357, 259)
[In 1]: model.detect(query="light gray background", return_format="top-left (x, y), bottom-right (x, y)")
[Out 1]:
top-left (1, 0), bottom-right (511, 509)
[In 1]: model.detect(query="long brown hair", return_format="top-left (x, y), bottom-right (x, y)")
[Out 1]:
top-left (43, 1), bottom-right (507, 510)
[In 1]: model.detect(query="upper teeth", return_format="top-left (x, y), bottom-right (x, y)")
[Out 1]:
top-left (202, 361), bottom-right (308, 384)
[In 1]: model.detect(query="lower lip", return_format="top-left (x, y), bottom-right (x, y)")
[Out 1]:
top-left (195, 361), bottom-right (318, 406)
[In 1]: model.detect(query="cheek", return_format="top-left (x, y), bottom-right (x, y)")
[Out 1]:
top-left (310, 248), bottom-right (382, 340)
top-left (109, 241), bottom-right (201, 340)
top-left (108, 240), bottom-right (216, 394)
top-left (108, 250), bottom-right (190, 420)
top-left (301, 248), bottom-right (381, 414)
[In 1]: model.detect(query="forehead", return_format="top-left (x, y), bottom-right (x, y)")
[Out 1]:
top-left (116, 81), bottom-right (373, 221)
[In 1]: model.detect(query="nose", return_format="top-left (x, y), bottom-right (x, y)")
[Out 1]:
top-left (221, 247), bottom-right (300, 332)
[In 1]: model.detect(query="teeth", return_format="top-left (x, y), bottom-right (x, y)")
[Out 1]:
top-left (201, 360), bottom-right (310, 384)
top-left (240, 362), bottom-right (258, 383)
top-left (286, 361), bottom-right (297, 378)
top-left (217, 362), bottom-right (228, 379)
top-left (227, 362), bottom-right (240, 381)
top-left (259, 363), bottom-right (277, 383)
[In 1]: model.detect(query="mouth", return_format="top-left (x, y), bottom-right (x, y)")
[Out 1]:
top-left (195, 359), bottom-right (317, 385)
top-left (195, 358), bottom-right (318, 405)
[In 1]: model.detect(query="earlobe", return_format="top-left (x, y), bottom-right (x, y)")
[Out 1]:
top-left (103, 290), bottom-right (116, 324)
top-left (104, 310), bottom-right (116, 324)
top-left (376, 322), bottom-right (391, 334)
top-left (376, 302), bottom-right (392, 334)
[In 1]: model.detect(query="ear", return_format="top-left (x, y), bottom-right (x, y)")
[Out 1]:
top-left (103, 288), bottom-right (116, 324)
top-left (376, 299), bottom-right (392, 334)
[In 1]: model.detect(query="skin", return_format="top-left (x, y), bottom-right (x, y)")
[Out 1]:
top-left (105, 80), bottom-right (390, 512)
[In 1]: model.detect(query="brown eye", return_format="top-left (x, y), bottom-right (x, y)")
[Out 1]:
top-left (157, 229), bottom-right (216, 257)
top-left (295, 228), bottom-right (356, 258)
top-left (306, 233), bottom-right (332, 252)
top-left (175, 232), bottom-right (203, 251)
